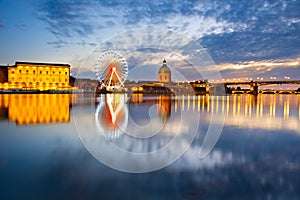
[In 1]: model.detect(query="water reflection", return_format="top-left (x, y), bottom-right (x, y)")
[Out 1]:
top-left (1, 93), bottom-right (299, 132)
top-left (0, 94), bottom-right (72, 125)
top-left (1, 93), bottom-right (300, 198)
top-left (130, 94), bottom-right (172, 126)
top-left (95, 94), bottom-right (128, 139)
top-left (76, 93), bottom-right (200, 172)
top-left (127, 94), bottom-right (300, 132)
top-left (76, 93), bottom-right (300, 172)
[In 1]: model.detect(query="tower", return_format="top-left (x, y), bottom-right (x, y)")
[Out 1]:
top-left (158, 59), bottom-right (171, 83)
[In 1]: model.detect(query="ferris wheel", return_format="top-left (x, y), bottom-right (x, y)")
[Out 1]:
top-left (95, 51), bottom-right (128, 91)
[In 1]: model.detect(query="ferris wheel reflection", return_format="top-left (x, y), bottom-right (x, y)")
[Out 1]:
top-left (94, 94), bottom-right (173, 139)
top-left (95, 94), bottom-right (128, 139)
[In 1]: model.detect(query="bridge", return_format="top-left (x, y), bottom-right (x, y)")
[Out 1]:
top-left (209, 80), bottom-right (300, 94)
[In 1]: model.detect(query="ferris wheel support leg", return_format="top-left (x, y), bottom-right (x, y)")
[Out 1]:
top-left (108, 72), bottom-right (114, 88)
top-left (114, 71), bottom-right (125, 87)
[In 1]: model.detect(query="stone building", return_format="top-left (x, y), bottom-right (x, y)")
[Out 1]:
top-left (158, 59), bottom-right (171, 83)
top-left (0, 61), bottom-right (71, 91)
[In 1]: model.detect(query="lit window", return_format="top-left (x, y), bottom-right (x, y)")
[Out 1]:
top-left (33, 79), bottom-right (35, 82)
top-left (65, 79), bottom-right (67, 82)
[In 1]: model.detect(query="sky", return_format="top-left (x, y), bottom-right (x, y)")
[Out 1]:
top-left (0, 0), bottom-right (300, 81)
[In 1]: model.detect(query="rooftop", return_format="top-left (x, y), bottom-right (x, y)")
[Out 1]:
top-left (15, 61), bottom-right (70, 67)
top-left (159, 59), bottom-right (171, 73)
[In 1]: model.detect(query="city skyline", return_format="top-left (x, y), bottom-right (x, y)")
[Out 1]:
top-left (1, 0), bottom-right (300, 81)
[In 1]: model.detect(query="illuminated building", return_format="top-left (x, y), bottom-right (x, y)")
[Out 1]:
top-left (0, 61), bottom-right (71, 91)
top-left (158, 59), bottom-right (171, 83)
top-left (0, 66), bottom-right (8, 83)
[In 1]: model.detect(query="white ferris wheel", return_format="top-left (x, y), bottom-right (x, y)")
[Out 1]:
top-left (95, 51), bottom-right (128, 91)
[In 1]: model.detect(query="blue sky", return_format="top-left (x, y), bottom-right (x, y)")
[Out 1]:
top-left (1, 0), bottom-right (300, 81)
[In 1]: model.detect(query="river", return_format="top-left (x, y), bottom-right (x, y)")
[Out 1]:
top-left (0, 94), bottom-right (300, 199)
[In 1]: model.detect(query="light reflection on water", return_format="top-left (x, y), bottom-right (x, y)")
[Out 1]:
top-left (90, 94), bottom-right (300, 133)
top-left (0, 94), bottom-right (300, 199)
top-left (0, 94), bottom-right (72, 125)
top-left (93, 94), bottom-right (300, 136)
top-left (0, 94), bottom-right (299, 129)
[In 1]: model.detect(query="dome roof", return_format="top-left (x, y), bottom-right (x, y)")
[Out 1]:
top-left (158, 59), bottom-right (171, 73)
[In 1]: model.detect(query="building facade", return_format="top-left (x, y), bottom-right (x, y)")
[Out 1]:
top-left (0, 62), bottom-right (71, 91)
top-left (158, 59), bottom-right (171, 83)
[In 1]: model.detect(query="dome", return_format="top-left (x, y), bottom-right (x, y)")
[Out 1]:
top-left (158, 59), bottom-right (171, 73)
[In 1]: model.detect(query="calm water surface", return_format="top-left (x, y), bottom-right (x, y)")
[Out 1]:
top-left (0, 94), bottom-right (300, 199)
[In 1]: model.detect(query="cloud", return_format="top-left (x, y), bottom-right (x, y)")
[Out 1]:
top-left (37, 0), bottom-right (94, 38)
top-left (216, 57), bottom-right (300, 71)
top-left (201, 30), bottom-right (300, 63)
top-left (47, 40), bottom-right (72, 48)
top-left (36, 0), bottom-right (246, 41)
top-left (214, 57), bottom-right (300, 79)
top-left (199, 0), bottom-right (300, 62)
top-left (37, 0), bottom-right (300, 64)
top-left (15, 23), bottom-right (27, 31)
